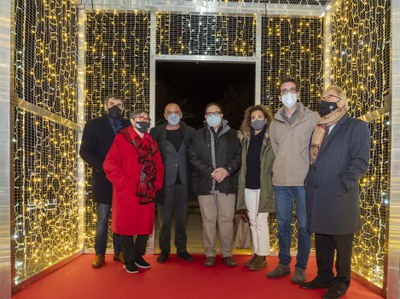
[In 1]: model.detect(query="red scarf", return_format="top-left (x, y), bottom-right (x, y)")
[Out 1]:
top-left (121, 127), bottom-right (159, 204)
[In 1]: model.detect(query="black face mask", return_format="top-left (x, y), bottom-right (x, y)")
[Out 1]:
top-left (319, 100), bottom-right (339, 116)
top-left (108, 105), bottom-right (122, 119)
top-left (135, 121), bottom-right (149, 133)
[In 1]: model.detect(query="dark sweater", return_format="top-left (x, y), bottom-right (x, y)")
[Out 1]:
top-left (245, 127), bottom-right (266, 189)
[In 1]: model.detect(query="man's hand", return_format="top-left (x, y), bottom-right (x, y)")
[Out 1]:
top-left (211, 167), bottom-right (229, 183)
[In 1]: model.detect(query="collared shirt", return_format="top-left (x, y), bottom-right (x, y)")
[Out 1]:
top-left (108, 116), bottom-right (123, 134)
top-left (280, 105), bottom-right (300, 125)
top-left (328, 123), bottom-right (336, 134)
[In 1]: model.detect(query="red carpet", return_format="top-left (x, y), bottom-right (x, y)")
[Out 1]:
top-left (13, 254), bottom-right (383, 299)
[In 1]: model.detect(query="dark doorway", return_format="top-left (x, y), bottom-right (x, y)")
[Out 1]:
top-left (155, 61), bottom-right (255, 130)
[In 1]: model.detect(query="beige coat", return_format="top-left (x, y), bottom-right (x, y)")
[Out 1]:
top-left (269, 102), bottom-right (319, 186)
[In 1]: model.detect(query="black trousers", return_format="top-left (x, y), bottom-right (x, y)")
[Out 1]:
top-left (315, 233), bottom-right (354, 291)
top-left (158, 184), bottom-right (188, 254)
top-left (120, 235), bottom-right (148, 263)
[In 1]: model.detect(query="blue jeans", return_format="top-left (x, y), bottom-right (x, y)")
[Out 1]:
top-left (274, 186), bottom-right (311, 270)
top-left (95, 203), bottom-right (122, 255)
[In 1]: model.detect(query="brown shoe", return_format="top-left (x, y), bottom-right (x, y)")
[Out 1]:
top-left (291, 267), bottom-right (306, 284)
top-left (92, 255), bottom-right (105, 268)
top-left (222, 256), bottom-right (237, 267)
top-left (204, 256), bottom-right (216, 267)
top-left (113, 252), bottom-right (124, 264)
top-left (249, 255), bottom-right (266, 271)
top-left (244, 254), bottom-right (258, 267)
top-left (266, 264), bottom-right (290, 278)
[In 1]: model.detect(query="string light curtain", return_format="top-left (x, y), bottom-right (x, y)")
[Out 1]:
top-left (13, 0), bottom-right (79, 284)
top-left (327, 0), bottom-right (390, 288)
top-left (156, 14), bottom-right (256, 56)
top-left (11, 0), bottom-right (390, 291)
top-left (202, 0), bottom-right (329, 4)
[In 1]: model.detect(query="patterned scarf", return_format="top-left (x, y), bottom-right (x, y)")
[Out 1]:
top-left (122, 128), bottom-right (159, 204)
top-left (309, 107), bottom-right (347, 165)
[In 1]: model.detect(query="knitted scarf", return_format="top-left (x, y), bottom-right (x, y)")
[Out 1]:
top-left (122, 128), bottom-right (159, 204)
top-left (309, 107), bottom-right (347, 165)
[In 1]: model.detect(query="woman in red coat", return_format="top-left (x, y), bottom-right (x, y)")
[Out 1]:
top-left (104, 109), bottom-right (164, 273)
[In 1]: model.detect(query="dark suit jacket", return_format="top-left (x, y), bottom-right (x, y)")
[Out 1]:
top-left (305, 115), bottom-right (370, 235)
top-left (79, 115), bottom-right (130, 204)
top-left (149, 121), bottom-right (196, 205)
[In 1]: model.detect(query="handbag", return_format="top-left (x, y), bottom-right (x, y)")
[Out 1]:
top-left (234, 214), bottom-right (252, 249)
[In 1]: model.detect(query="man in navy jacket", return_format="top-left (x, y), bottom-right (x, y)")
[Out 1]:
top-left (300, 86), bottom-right (370, 299)
top-left (80, 95), bottom-right (130, 268)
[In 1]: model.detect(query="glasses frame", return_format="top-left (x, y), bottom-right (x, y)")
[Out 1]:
top-left (280, 87), bottom-right (297, 95)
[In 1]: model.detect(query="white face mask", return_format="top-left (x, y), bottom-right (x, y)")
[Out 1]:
top-left (281, 93), bottom-right (297, 109)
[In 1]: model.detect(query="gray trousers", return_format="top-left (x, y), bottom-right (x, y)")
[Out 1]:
top-left (198, 192), bottom-right (236, 257)
top-left (158, 184), bottom-right (188, 254)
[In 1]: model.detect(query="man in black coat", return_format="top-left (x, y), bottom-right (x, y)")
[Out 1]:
top-left (189, 103), bottom-right (242, 267)
top-left (300, 86), bottom-right (370, 299)
top-left (150, 103), bottom-right (195, 263)
top-left (79, 95), bottom-right (130, 268)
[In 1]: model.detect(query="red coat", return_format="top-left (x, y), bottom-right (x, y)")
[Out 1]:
top-left (103, 126), bottom-right (164, 236)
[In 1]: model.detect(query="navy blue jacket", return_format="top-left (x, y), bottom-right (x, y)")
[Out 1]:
top-left (79, 115), bottom-right (130, 204)
top-left (305, 115), bottom-right (370, 234)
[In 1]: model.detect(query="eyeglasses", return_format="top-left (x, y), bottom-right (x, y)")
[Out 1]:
top-left (206, 112), bottom-right (221, 117)
top-left (135, 116), bottom-right (151, 122)
top-left (280, 87), bottom-right (297, 95)
top-left (321, 94), bottom-right (341, 101)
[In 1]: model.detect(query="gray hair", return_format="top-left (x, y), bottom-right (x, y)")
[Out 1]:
top-left (324, 85), bottom-right (348, 108)
top-left (129, 109), bottom-right (148, 119)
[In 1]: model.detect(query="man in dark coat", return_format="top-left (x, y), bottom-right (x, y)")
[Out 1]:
top-left (189, 103), bottom-right (242, 267)
top-left (79, 95), bottom-right (130, 268)
top-left (300, 86), bottom-right (370, 299)
top-left (149, 103), bottom-right (195, 263)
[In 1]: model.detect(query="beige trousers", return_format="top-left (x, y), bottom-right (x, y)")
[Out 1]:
top-left (198, 192), bottom-right (236, 257)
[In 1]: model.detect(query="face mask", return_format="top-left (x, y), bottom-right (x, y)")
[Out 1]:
top-left (167, 113), bottom-right (180, 126)
top-left (135, 121), bottom-right (149, 133)
top-left (206, 114), bottom-right (222, 127)
top-left (108, 105), bottom-right (122, 119)
top-left (251, 119), bottom-right (266, 131)
top-left (281, 93), bottom-right (297, 109)
top-left (319, 100), bottom-right (339, 116)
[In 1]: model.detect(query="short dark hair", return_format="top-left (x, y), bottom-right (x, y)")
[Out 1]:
top-left (205, 102), bottom-right (222, 114)
top-left (278, 77), bottom-right (298, 93)
top-left (104, 94), bottom-right (123, 106)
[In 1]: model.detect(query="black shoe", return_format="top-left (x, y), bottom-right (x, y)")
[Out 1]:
top-left (300, 277), bottom-right (332, 289)
top-left (177, 251), bottom-right (194, 261)
top-left (135, 256), bottom-right (151, 269)
top-left (157, 252), bottom-right (169, 263)
top-left (124, 261), bottom-right (139, 273)
top-left (323, 286), bottom-right (347, 299)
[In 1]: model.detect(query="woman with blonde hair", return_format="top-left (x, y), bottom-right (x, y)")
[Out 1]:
top-left (236, 105), bottom-right (275, 271)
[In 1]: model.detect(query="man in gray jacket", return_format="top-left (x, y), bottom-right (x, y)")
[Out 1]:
top-left (150, 103), bottom-right (195, 264)
top-left (266, 78), bottom-right (319, 283)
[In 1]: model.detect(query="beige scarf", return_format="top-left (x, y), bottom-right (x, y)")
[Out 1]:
top-left (309, 107), bottom-right (347, 165)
